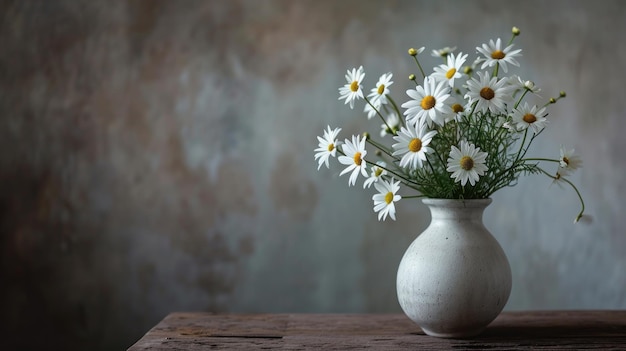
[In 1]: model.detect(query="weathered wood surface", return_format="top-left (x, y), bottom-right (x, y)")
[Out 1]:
top-left (128, 311), bottom-right (626, 350)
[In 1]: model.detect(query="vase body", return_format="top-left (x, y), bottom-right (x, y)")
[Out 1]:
top-left (396, 198), bottom-right (511, 338)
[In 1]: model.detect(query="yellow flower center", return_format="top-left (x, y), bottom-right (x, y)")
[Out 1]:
top-left (384, 192), bottom-right (394, 204)
top-left (452, 103), bottom-right (464, 113)
top-left (523, 113), bottom-right (537, 124)
top-left (408, 138), bottom-right (422, 152)
top-left (421, 95), bottom-right (436, 110)
top-left (350, 81), bottom-right (359, 92)
top-left (374, 168), bottom-right (383, 177)
top-left (327, 143), bottom-right (335, 152)
top-left (353, 152), bottom-right (362, 165)
top-left (460, 156), bottom-right (474, 171)
top-left (562, 156), bottom-right (570, 166)
top-left (480, 87), bottom-right (495, 100)
top-left (491, 50), bottom-right (505, 60)
top-left (445, 68), bottom-right (457, 79)
top-left (377, 84), bottom-right (385, 95)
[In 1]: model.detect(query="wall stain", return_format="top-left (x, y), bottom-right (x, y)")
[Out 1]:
top-left (269, 152), bottom-right (318, 221)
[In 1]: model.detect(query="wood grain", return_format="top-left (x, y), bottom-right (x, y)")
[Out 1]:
top-left (128, 311), bottom-right (626, 350)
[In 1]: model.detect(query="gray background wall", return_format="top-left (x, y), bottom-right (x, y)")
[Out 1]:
top-left (0, 0), bottom-right (624, 350)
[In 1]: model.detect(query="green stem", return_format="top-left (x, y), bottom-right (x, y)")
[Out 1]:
top-left (365, 96), bottom-right (393, 135)
top-left (413, 56), bottom-right (426, 79)
top-left (425, 157), bottom-right (445, 190)
top-left (537, 167), bottom-right (585, 222)
top-left (519, 129), bottom-right (544, 160)
top-left (514, 129), bottom-right (529, 162)
top-left (508, 33), bottom-right (517, 46)
top-left (366, 138), bottom-right (396, 160)
top-left (387, 95), bottom-right (405, 128)
top-left (514, 89), bottom-right (529, 109)
top-left (374, 162), bottom-right (417, 186)
top-left (522, 157), bottom-right (560, 163)
top-left (562, 177), bottom-right (586, 222)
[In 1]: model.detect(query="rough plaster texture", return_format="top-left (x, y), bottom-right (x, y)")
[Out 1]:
top-left (0, 0), bottom-right (625, 349)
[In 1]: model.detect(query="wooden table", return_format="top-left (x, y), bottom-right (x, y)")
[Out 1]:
top-left (128, 311), bottom-right (626, 350)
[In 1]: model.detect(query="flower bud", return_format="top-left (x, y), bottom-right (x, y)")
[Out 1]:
top-left (560, 91), bottom-right (566, 97)
top-left (463, 66), bottom-right (473, 75)
top-left (362, 132), bottom-right (370, 140)
top-left (408, 48), bottom-right (417, 56)
top-left (524, 80), bottom-right (535, 90)
top-left (549, 97), bottom-right (556, 104)
top-left (512, 26), bottom-right (520, 36)
top-left (408, 74), bottom-right (416, 81)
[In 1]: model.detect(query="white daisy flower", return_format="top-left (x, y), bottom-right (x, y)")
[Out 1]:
top-left (372, 178), bottom-right (402, 221)
top-left (511, 102), bottom-right (548, 134)
top-left (314, 126), bottom-right (342, 170)
top-left (446, 140), bottom-right (489, 186)
top-left (367, 72), bottom-right (394, 106)
top-left (476, 38), bottom-right (522, 73)
top-left (402, 76), bottom-right (452, 127)
top-left (380, 113), bottom-right (401, 137)
top-left (431, 46), bottom-right (457, 58)
top-left (443, 96), bottom-right (467, 123)
top-left (432, 52), bottom-right (468, 87)
top-left (363, 161), bottom-right (388, 189)
top-left (464, 71), bottom-right (515, 113)
top-left (392, 123), bottom-right (437, 170)
top-left (338, 134), bottom-right (368, 186)
top-left (338, 66), bottom-right (365, 109)
top-left (558, 146), bottom-right (582, 176)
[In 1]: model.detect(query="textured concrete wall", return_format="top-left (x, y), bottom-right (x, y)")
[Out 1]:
top-left (0, 0), bottom-right (625, 349)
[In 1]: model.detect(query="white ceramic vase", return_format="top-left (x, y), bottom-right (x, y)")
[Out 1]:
top-left (396, 198), bottom-right (511, 338)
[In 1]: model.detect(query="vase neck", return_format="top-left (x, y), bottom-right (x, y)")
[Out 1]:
top-left (422, 199), bottom-right (492, 221)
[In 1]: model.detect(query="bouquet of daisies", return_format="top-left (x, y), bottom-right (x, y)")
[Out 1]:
top-left (314, 27), bottom-right (584, 222)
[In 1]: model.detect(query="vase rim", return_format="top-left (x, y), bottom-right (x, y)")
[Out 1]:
top-left (421, 198), bottom-right (492, 206)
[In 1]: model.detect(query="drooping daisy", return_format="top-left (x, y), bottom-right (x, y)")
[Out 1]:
top-left (498, 115), bottom-right (517, 132)
top-left (338, 66), bottom-right (365, 109)
top-left (363, 99), bottom-right (381, 119)
top-left (314, 126), bottom-right (342, 170)
top-left (363, 161), bottom-right (388, 189)
top-left (558, 146), bottom-right (582, 176)
top-left (380, 113), bottom-right (401, 137)
top-left (372, 178), bottom-right (402, 221)
top-left (476, 38), bottom-right (522, 73)
top-left (511, 75), bottom-right (541, 95)
top-left (392, 123), bottom-right (437, 170)
top-left (338, 134), bottom-right (368, 186)
top-left (463, 57), bottom-right (485, 76)
top-left (464, 71), bottom-right (515, 113)
top-left (446, 140), bottom-right (489, 186)
top-left (432, 52), bottom-right (468, 87)
top-left (402, 76), bottom-right (452, 127)
top-left (431, 46), bottom-right (457, 58)
top-left (511, 102), bottom-right (548, 134)
top-left (367, 72), bottom-right (394, 107)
